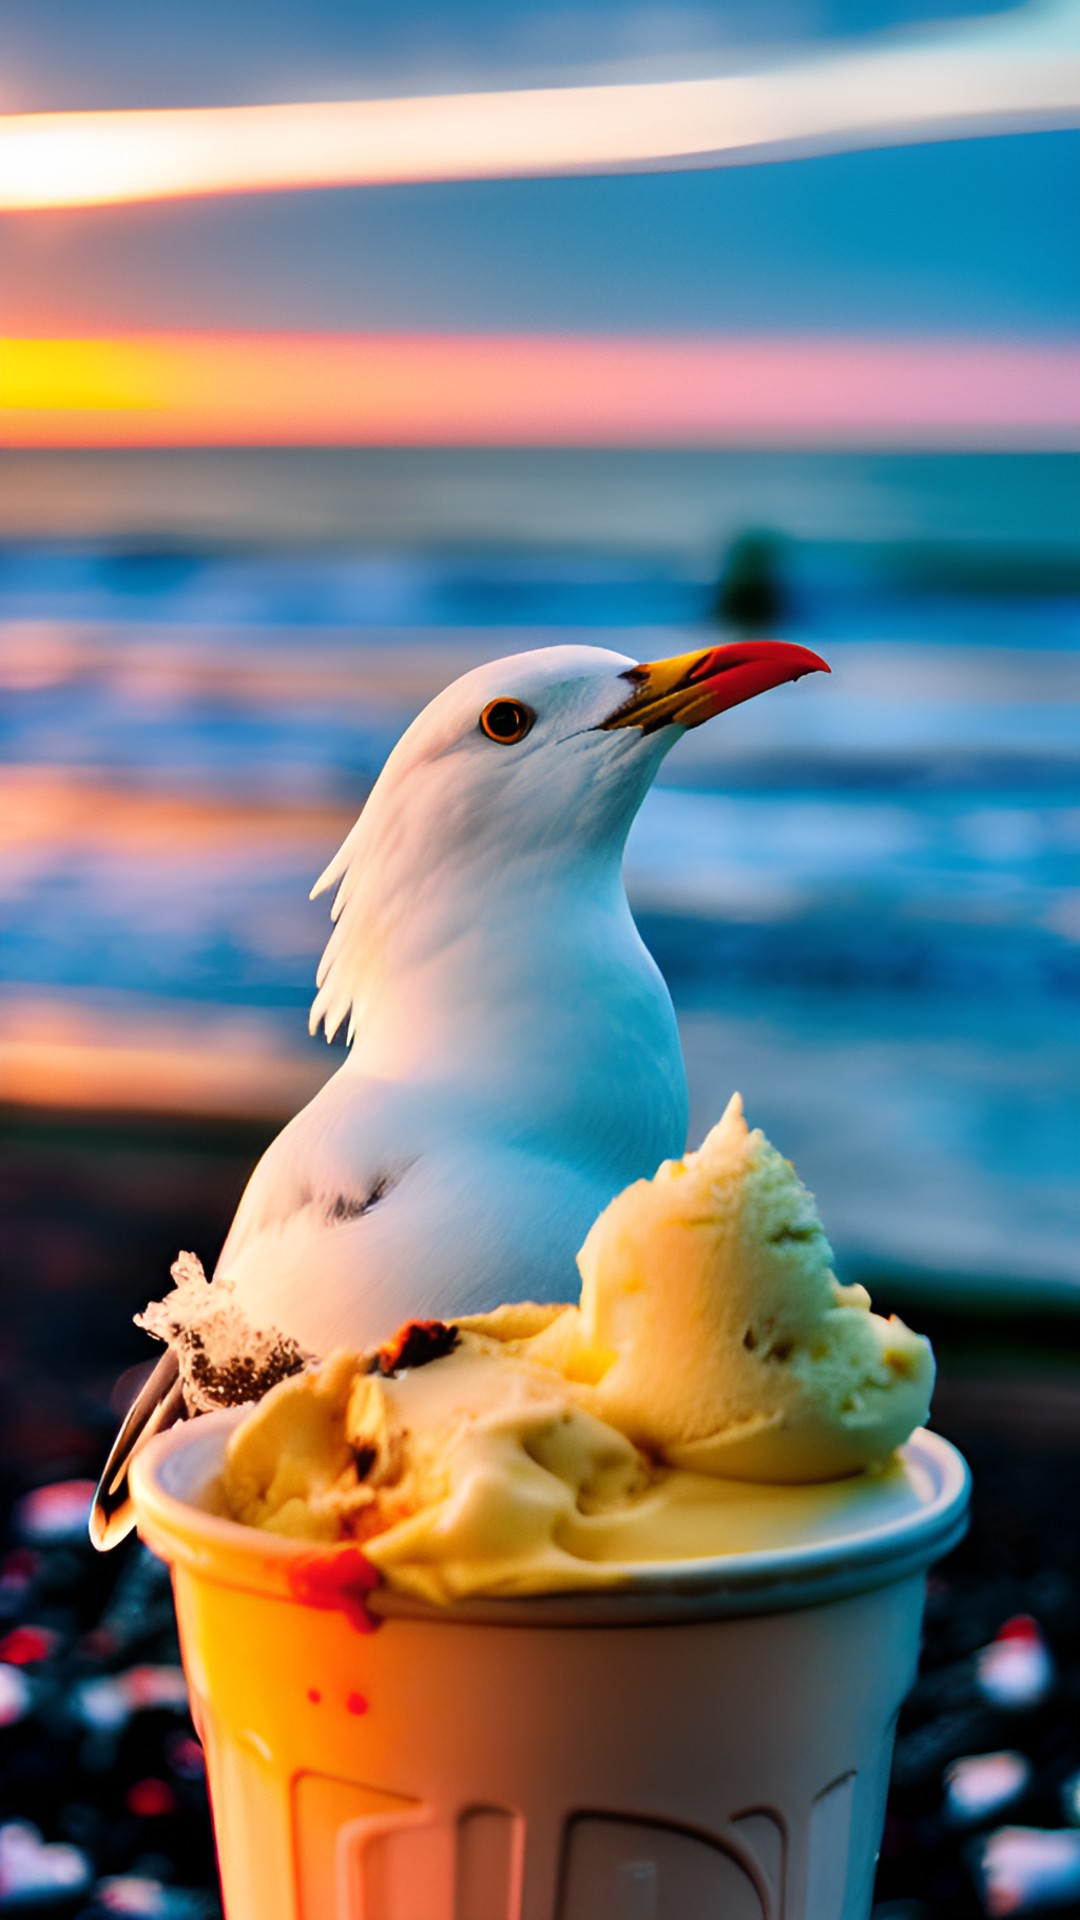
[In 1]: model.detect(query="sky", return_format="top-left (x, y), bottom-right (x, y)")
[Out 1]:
top-left (1, 1), bottom-right (1075, 465)
top-left (2, 0), bottom-right (1075, 342)
top-left (4, 134), bottom-right (1076, 339)
top-left (1, 0), bottom-right (1022, 112)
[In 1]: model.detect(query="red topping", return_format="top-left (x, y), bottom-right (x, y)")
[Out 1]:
top-left (307, 1688), bottom-right (322, 1704)
top-left (376, 1319), bottom-right (458, 1376)
top-left (347, 1692), bottom-right (368, 1716)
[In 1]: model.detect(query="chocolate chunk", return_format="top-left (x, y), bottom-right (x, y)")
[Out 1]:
top-left (376, 1320), bottom-right (459, 1376)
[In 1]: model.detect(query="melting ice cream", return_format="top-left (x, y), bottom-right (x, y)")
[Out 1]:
top-left (218, 1096), bottom-right (934, 1603)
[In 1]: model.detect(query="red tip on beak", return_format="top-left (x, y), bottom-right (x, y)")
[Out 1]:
top-left (601, 640), bottom-right (830, 734)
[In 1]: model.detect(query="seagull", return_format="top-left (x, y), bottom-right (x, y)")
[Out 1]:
top-left (90, 636), bottom-right (827, 1547)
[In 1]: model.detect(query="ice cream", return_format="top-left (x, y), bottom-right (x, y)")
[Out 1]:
top-left (218, 1095), bottom-right (934, 1605)
top-left (555, 1090), bottom-right (933, 1481)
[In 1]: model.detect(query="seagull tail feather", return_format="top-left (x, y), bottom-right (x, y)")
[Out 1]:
top-left (89, 1348), bottom-right (187, 1551)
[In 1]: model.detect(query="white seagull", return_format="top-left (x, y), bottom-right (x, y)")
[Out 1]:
top-left (91, 636), bottom-right (827, 1547)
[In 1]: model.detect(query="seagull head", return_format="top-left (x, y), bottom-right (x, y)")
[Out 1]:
top-left (310, 639), bottom-right (827, 1045)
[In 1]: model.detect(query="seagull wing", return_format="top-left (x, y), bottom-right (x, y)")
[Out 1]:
top-left (214, 1054), bottom-right (622, 1350)
top-left (89, 1064), bottom-right (601, 1546)
top-left (220, 1132), bottom-right (606, 1355)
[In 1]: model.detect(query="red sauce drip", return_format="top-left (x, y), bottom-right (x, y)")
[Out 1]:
top-left (289, 1546), bottom-right (382, 1634)
top-left (346, 1691), bottom-right (368, 1716)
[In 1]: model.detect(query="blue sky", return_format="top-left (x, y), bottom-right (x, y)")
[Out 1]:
top-left (5, 132), bottom-right (1076, 337)
top-left (2, 0), bottom-right (1021, 112)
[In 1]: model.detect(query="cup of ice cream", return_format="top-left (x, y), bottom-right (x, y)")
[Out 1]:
top-left (130, 1097), bottom-right (970, 1920)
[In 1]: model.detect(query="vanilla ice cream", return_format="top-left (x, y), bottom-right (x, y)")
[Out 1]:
top-left (218, 1096), bottom-right (934, 1604)
top-left (542, 1091), bottom-right (934, 1481)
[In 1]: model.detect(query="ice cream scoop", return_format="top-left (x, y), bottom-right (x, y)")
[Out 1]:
top-left (544, 1091), bottom-right (935, 1481)
top-left (219, 1100), bottom-right (933, 1604)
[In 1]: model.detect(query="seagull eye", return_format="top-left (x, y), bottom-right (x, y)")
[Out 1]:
top-left (479, 698), bottom-right (536, 745)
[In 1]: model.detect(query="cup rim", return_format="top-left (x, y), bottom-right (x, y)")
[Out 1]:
top-left (129, 1406), bottom-right (970, 1626)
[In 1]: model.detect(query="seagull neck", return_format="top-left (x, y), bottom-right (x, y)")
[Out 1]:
top-left (345, 857), bottom-right (658, 1085)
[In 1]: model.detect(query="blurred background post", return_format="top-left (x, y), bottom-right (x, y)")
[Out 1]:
top-left (0, 3), bottom-right (1078, 1914)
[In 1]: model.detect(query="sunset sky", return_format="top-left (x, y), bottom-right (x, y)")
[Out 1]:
top-left (1, 1), bottom-right (1076, 448)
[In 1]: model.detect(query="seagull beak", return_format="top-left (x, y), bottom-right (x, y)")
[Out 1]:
top-left (599, 640), bottom-right (830, 735)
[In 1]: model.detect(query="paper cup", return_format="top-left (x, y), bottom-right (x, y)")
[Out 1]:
top-left (131, 1411), bottom-right (968, 1920)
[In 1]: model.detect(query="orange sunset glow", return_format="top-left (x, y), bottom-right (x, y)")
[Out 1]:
top-left (3, 333), bottom-right (1077, 447)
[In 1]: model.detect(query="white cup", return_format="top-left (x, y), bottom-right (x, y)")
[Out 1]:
top-left (131, 1410), bottom-right (968, 1920)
